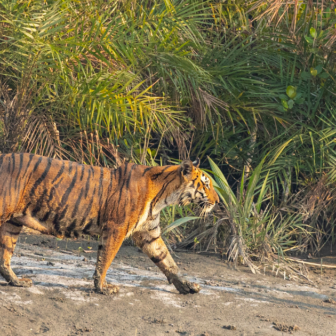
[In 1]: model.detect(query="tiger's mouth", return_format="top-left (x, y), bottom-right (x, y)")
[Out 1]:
top-left (200, 202), bottom-right (215, 217)
top-left (178, 192), bottom-right (216, 216)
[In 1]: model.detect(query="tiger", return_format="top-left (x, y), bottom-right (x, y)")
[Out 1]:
top-left (0, 153), bottom-right (219, 295)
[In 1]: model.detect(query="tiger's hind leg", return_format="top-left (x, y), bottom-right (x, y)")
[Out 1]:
top-left (0, 221), bottom-right (32, 287)
top-left (133, 223), bottom-right (200, 294)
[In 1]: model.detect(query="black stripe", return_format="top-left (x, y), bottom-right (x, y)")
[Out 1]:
top-left (48, 177), bottom-right (64, 203)
top-left (32, 156), bottom-right (43, 173)
top-left (22, 154), bottom-right (35, 182)
top-left (11, 153), bottom-right (15, 174)
top-left (133, 212), bottom-right (142, 230)
top-left (97, 211), bottom-right (101, 227)
top-left (29, 158), bottom-right (52, 197)
top-left (0, 242), bottom-right (12, 251)
top-left (7, 156), bottom-right (11, 173)
top-left (15, 153), bottom-right (24, 193)
top-left (52, 162), bottom-right (65, 184)
top-left (115, 206), bottom-right (126, 226)
top-left (123, 162), bottom-right (128, 176)
top-left (163, 170), bottom-right (177, 180)
top-left (116, 165), bottom-right (122, 182)
top-left (31, 188), bottom-right (49, 216)
top-left (80, 186), bottom-right (96, 226)
top-left (0, 155), bottom-right (4, 168)
top-left (22, 201), bottom-right (31, 215)
top-left (184, 192), bottom-right (192, 199)
top-left (98, 167), bottom-right (104, 204)
top-left (116, 163), bottom-right (129, 205)
top-left (53, 205), bottom-right (69, 230)
top-left (197, 190), bottom-right (205, 197)
top-left (151, 251), bottom-right (168, 263)
top-left (191, 178), bottom-right (198, 188)
top-left (84, 169), bottom-right (91, 199)
top-left (68, 161), bottom-right (73, 174)
top-left (7, 220), bottom-right (22, 228)
top-left (149, 177), bottom-right (176, 215)
top-left (60, 167), bottom-right (78, 207)
top-left (83, 219), bottom-right (94, 234)
top-left (106, 169), bottom-right (113, 198)
top-left (71, 188), bottom-right (84, 218)
top-left (151, 166), bottom-right (170, 180)
top-left (194, 182), bottom-right (200, 197)
top-left (126, 164), bottom-right (137, 188)
top-left (142, 166), bottom-right (153, 176)
top-left (41, 211), bottom-right (51, 222)
top-left (8, 158), bottom-right (12, 200)
top-left (59, 205), bottom-right (69, 221)
top-left (80, 165), bottom-right (85, 181)
top-left (18, 153), bottom-right (24, 176)
top-left (139, 235), bottom-right (160, 249)
top-left (66, 219), bottom-right (77, 235)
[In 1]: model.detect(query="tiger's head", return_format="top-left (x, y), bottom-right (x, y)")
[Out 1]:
top-left (178, 159), bottom-right (219, 215)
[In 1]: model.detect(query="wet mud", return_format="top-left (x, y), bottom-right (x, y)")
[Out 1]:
top-left (0, 234), bottom-right (336, 335)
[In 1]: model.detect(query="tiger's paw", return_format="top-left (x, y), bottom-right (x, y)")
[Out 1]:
top-left (10, 278), bottom-right (33, 287)
top-left (95, 284), bottom-right (120, 295)
top-left (171, 276), bottom-right (200, 294)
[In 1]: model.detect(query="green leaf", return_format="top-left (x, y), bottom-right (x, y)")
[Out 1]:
top-left (243, 157), bottom-right (266, 216)
top-left (318, 72), bottom-right (329, 79)
top-left (279, 94), bottom-right (288, 100)
top-left (287, 99), bottom-right (294, 109)
top-left (304, 36), bottom-right (313, 44)
top-left (310, 68), bottom-right (318, 77)
top-left (295, 98), bottom-right (305, 105)
top-left (162, 217), bottom-right (199, 234)
top-left (286, 86), bottom-right (296, 99)
top-left (281, 99), bottom-right (288, 109)
top-left (300, 72), bottom-right (311, 80)
top-left (315, 64), bottom-right (323, 74)
top-left (293, 93), bottom-right (302, 101)
top-left (208, 157), bottom-right (237, 206)
top-left (256, 170), bottom-right (270, 213)
top-left (309, 27), bottom-right (317, 38)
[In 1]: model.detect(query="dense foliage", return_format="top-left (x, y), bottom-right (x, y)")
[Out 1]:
top-left (1, 0), bottom-right (336, 270)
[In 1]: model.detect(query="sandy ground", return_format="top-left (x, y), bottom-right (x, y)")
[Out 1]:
top-left (0, 235), bottom-right (336, 336)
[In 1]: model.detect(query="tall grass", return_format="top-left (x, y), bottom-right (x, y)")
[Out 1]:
top-left (1, 0), bottom-right (336, 269)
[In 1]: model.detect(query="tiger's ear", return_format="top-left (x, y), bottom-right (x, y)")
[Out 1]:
top-left (192, 158), bottom-right (200, 168)
top-left (181, 160), bottom-right (194, 177)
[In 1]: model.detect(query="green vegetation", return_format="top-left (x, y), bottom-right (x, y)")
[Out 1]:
top-left (1, 0), bottom-right (336, 271)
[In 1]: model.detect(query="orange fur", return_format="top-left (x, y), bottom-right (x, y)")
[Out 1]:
top-left (0, 154), bottom-right (218, 294)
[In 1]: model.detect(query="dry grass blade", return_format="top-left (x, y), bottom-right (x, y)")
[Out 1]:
top-left (228, 235), bottom-right (260, 274)
top-left (0, 80), bottom-right (36, 153)
top-left (21, 115), bottom-right (67, 159)
top-left (68, 131), bottom-right (125, 168)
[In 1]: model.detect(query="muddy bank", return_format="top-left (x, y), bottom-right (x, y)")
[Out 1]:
top-left (0, 234), bottom-right (336, 335)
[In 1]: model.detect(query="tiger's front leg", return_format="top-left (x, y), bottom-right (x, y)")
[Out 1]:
top-left (0, 221), bottom-right (32, 287)
top-left (133, 222), bottom-right (200, 294)
top-left (93, 225), bottom-right (126, 295)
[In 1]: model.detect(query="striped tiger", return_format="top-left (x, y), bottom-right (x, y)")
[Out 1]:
top-left (0, 153), bottom-right (219, 294)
